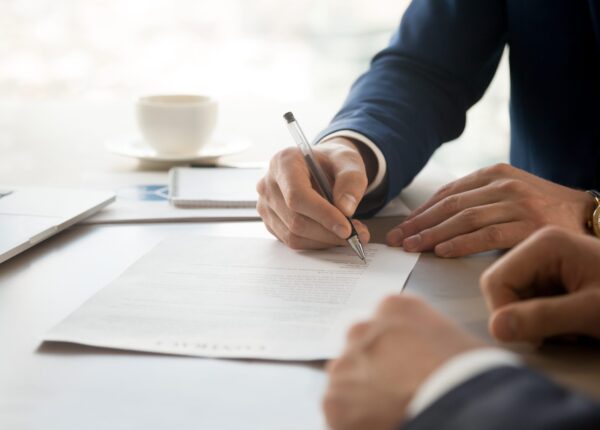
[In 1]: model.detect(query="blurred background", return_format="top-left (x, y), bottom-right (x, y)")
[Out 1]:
top-left (0, 0), bottom-right (510, 177)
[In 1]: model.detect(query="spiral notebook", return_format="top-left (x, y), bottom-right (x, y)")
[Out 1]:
top-left (169, 167), bottom-right (264, 208)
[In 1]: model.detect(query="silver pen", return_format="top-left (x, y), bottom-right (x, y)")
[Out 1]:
top-left (283, 111), bottom-right (366, 262)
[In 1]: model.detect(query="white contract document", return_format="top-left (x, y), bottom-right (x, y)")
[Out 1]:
top-left (44, 236), bottom-right (419, 360)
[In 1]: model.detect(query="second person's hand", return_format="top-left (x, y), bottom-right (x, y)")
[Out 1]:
top-left (480, 226), bottom-right (600, 344)
top-left (386, 163), bottom-right (592, 257)
top-left (257, 137), bottom-right (371, 250)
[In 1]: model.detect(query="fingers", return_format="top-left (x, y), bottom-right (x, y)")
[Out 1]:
top-left (328, 147), bottom-right (368, 217)
top-left (402, 163), bottom-right (519, 223)
top-left (480, 227), bottom-right (600, 344)
top-left (258, 197), bottom-right (370, 249)
top-left (489, 289), bottom-right (600, 343)
top-left (257, 145), bottom-right (370, 251)
top-left (403, 173), bottom-right (490, 222)
top-left (376, 294), bottom-right (423, 317)
top-left (341, 296), bottom-right (422, 356)
top-left (387, 177), bottom-right (537, 247)
top-left (479, 227), bottom-right (575, 311)
top-left (257, 203), bottom-right (339, 250)
top-left (388, 164), bottom-right (539, 255)
top-left (432, 220), bottom-right (533, 258)
top-left (391, 201), bottom-right (520, 252)
top-left (346, 321), bottom-right (372, 342)
top-left (273, 157), bottom-right (353, 238)
top-left (395, 186), bottom-right (498, 244)
top-left (260, 182), bottom-right (349, 245)
top-left (343, 320), bottom-right (383, 355)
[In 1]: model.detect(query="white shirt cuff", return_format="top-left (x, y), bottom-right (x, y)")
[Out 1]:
top-left (318, 130), bottom-right (387, 195)
top-left (406, 348), bottom-right (522, 419)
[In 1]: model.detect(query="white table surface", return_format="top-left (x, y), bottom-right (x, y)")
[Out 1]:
top-left (1, 222), bottom-right (333, 430)
top-left (1, 102), bottom-right (599, 430)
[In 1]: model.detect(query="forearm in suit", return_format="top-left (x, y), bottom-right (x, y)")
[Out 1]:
top-left (402, 366), bottom-right (600, 430)
top-left (316, 0), bottom-right (508, 216)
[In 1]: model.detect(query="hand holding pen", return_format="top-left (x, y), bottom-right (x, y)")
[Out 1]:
top-left (255, 112), bottom-right (370, 254)
top-left (283, 112), bottom-right (366, 261)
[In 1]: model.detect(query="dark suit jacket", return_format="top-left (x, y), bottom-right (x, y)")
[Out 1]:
top-left (316, 0), bottom-right (600, 216)
top-left (402, 366), bottom-right (600, 430)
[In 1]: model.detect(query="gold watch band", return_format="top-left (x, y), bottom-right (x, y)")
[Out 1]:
top-left (586, 190), bottom-right (600, 237)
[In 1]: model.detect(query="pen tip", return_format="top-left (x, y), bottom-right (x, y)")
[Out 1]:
top-left (283, 112), bottom-right (295, 123)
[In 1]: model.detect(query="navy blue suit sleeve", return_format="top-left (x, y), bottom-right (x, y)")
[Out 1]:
top-left (401, 366), bottom-right (600, 430)
top-left (316, 0), bottom-right (507, 216)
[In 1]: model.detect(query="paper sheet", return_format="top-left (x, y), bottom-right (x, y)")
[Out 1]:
top-left (44, 236), bottom-right (419, 360)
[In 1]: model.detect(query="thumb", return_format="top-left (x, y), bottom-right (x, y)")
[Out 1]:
top-left (489, 290), bottom-right (600, 343)
top-left (330, 151), bottom-right (368, 217)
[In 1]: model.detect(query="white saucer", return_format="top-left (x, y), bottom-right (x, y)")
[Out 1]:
top-left (105, 136), bottom-right (251, 163)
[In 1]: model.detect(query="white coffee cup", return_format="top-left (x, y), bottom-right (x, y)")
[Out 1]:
top-left (136, 95), bottom-right (218, 155)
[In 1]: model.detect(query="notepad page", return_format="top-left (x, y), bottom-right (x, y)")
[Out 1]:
top-left (44, 236), bottom-right (419, 360)
top-left (169, 168), bottom-right (263, 208)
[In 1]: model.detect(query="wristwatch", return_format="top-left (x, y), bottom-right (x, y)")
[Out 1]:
top-left (586, 190), bottom-right (600, 237)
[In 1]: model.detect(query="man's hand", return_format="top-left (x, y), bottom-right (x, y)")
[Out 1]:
top-left (387, 163), bottom-right (593, 257)
top-left (323, 295), bottom-right (483, 430)
top-left (481, 226), bottom-right (600, 344)
top-left (256, 137), bottom-right (370, 249)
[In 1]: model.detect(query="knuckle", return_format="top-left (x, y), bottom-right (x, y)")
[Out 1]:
top-left (256, 200), bottom-right (268, 218)
top-left (440, 195), bottom-right (461, 214)
top-left (271, 149), bottom-right (290, 170)
top-left (484, 225), bottom-right (504, 244)
top-left (272, 148), bottom-right (302, 174)
top-left (285, 190), bottom-right (305, 212)
top-left (327, 353), bottom-right (355, 376)
top-left (399, 294), bottom-right (425, 309)
top-left (497, 179), bottom-right (526, 194)
top-left (460, 207), bottom-right (481, 229)
top-left (434, 182), bottom-right (454, 199)
top-left (277, 147), bottom-right (300, 163)
top-left (479, 271), bottom-right (503, 303)
top-left (347, 321), bottom-right (371, 340)
top-left (255, 178), bottom-right (266, 195)
top-left (479, 269), bottom-right (494, 294)
top-left (325, 357), bottom-right (338, 374)
top-left (419, 228), bottom-right (434, 243)
top-left (379, 295), bottom-right (404, 312)
top-left (287, 213), bottom-right (306, 236)
top-left (266, 177), bottom-right (280, 194)
top-left (258, 177), bottom-right (279, 204)
top-left (378, 294), bottom-right (421, 315)
top-left (486, 162), bottom-right (512, 177)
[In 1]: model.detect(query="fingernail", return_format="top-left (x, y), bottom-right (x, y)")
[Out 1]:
top-left (333, 224), bottom-right (348, 239)
top-left (436, 242), bottom-right (454, 257)
top-left (387, 227), bottom-right (404, 245)
top-left (403, 234), bottom-right (421, 251)
top-left (340, 194), bottom-right (357, 215)
top-left (493, 312), bottom-right (517, 342)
